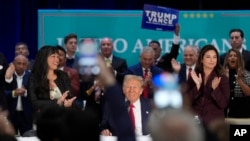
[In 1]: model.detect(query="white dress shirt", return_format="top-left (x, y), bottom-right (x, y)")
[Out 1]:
top-left (132, 99), bottom-right (142, 136)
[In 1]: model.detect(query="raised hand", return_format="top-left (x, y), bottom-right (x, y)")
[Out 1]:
top-left (212, 77), bottom-right (221, 90)
top-left (174, 24), bottom-right (180, 36)
top-left (236, 67), bottom-right (244, 80)
top-left (101, 129), bottom-right (112, 136)
top-left (191, 71), bottom-right (202, 90)
top-left (5, 63), bottom-right (15, 79)
top-left (64, 96), bottom-right (77, 107)
top-left (57, 90), bottom-right (69, 106)
top-left (171, 58), bottom-right (181, 73)
top-left (15, 87), bottom-right (26, 96)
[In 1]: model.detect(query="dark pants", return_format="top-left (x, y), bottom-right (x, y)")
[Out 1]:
top-left (228, 97), bottom-right (250, 118)
top-left (10, 111), bottom-right (33, 136)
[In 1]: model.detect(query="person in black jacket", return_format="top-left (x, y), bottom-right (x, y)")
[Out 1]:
top-left (28, 46), bottom-right (77, 117)
top-left (149, 24), bottom-right (180, 73)
top-left (0, 52), bottom-right (9, 110)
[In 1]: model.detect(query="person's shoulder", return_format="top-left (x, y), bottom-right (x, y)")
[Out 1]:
top-left (55, 69), bottom-right (68, 76)
top-left (243, 49), bottom-right (250, 54)
top-left (244, 70), bottom-right (250, 76)
top-left (219, 53), bottom-right (226, 58)
top-left (140, 97), bottom-right (151, 104)
top-left (128, 63), bottom-right (140, 69)
top-left (113, 55), bottom-right (126, 61)
top-left (152, 65), bottom-right (164, 72)
top-left (64, 66), bottom-right (78, 74)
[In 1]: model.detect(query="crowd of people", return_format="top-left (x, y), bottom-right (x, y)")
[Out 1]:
top-left (1, 26), bottom-right (250, 141)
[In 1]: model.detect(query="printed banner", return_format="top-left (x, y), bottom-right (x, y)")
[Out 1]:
top-left (38, 10), bottom-right (250, 67)
top-left (141, 4), bottom-right (179, 31)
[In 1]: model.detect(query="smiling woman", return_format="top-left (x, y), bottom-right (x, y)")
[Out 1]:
top-left (28, 46), bottom-right (78, 118)
top-left (186, 44), bottom-right (230, 125)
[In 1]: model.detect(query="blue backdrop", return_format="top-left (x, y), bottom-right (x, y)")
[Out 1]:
top-left (0, 0), bottom-right (248, 63)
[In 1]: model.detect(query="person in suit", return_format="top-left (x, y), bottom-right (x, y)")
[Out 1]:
top-left (0, 52), bottom-right (9, 110)
top-left (151, 24), bottom-right (180, 73)
top-left (4, 55), bottom-right (33, 136)
top-left (126, 47), bottom-right (164, 99)
top-left (101, 74), bottom-right (151, 136)
top-left (64, 33), bottom-right (79, 69)
top-left (171, 45), bottom-right (199, 84)
top-left (99, 37), bottom-right (128, 85)
top-left (56, 45), bottom-right (80, 97)
top-left (14, 42), bottom-right (34, 71)
top-left (28, 46), bottom-right (77, 117)
top-left (187, 44), bottom-right (230, 125)
top-left (220, 28), bottom-right (250, 71)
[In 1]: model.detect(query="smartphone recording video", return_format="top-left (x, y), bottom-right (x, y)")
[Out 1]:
top-left (78, 38), bottom-right (100, 76)
top-left (153, 73), bottom-right (183, 109)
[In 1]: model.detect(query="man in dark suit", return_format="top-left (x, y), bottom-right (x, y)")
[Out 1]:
top-left (14, 42), bottom-right (34, 72)
top-left (100, 37), bottom-right (128, 85)
top-left (0, 52), bottom-right (9, 110)
top-left (101, 74), bottom-right (151, 136)
top-left (171, 45), bottom-right (199, 84)
top-left (126, 47), bottom-right (163, 99)
top-left (63, 33), bottom-right (80, 69)
top-left (150, 24), bottom-right (180, 73)
top-left (220, 28), bottom-right (250, 71)
top-left (97, 55), bottom-right (136, 141)
top-left (4, 55), bottom-right (33, 136)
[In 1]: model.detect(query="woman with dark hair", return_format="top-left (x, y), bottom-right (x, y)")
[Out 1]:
top-left (223, 48), bottom-right (250, 118)
top-left (28, 46), bottom-right (77, 115)
top-left (187, 44), bottom-right (230, 125)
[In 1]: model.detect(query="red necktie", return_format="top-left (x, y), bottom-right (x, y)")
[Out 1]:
top-left (129, 104), bottom-right (135, 131)
top-left (188, 67), bottom-right (192, 80)
top-left (143, 69), bottom-right (149, 98)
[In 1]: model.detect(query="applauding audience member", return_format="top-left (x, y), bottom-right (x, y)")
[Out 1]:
top-left (223, 48), bottom-right (250, 118)
top-left (171, 45), bottom-right (199, 84)
top-left (28, 46), bottom-right (77, 117)
top-left (187, 44), bottom-right (230, 125)
top-left (99, 37), bottom-right (128, 85)
top-left (151, 24), bottom-right (181, 73)
top-left (4, 55), bottom-right (33, 136)
top-left (56, 45), bottom-right (80, 97)
top-left (126, 47), bottom-right (163, 99)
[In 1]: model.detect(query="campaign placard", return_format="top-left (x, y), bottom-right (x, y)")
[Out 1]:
top-left (141, 4), bottom-right (179, 32)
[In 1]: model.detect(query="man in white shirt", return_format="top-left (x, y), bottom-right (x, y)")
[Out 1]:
top-left (4, 55), bottom-right (33, 136)
top-left (171, 45), bottom-right (199, 84)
